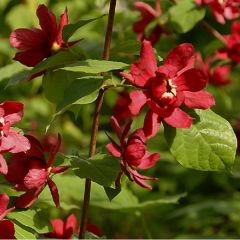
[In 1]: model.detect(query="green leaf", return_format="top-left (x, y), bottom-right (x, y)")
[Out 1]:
top-left (164, 109), bottom-right (237, 171)
top-left (30, 48), bottom-right (84, 76)
top-left (62, 15), bottom-right (106, 42)
top-left (0, 62), bottom-right (28, 82)
top-left (13, 222), bottom-right (36, 239)
top-left (8, 209), bottom-right (51, 234)
top-left (110, 40), bottom-right (141, 56)
top-left (62, 59), bottom-right (128, 74)
top-left (104, 186), bottom-right (121, 201)
top-left (169, 0), bottom-right (205, 33)
top-left (56, 76), bottom-right (104, 113)
top-left (6, 71), bottom-right (30, 88)
top-left (39, 174), bottom-right (184, 211)
top-left (42, 70), bottom-right (83, 104)
top-left (71, 153), bottom-right (121, 187)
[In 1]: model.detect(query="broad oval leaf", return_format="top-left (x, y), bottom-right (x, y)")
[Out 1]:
top-left (43, 70), bottom-right (84, 104)
top-left (13, 222), bottom-right (36, 239)
top-left (169, 0), bottom-right (205, 33)
top-left (8, 209), bottom-right (51, 234)
top-left (70, 153), bottom-right (121, 187)
top-left (62, 59), bottom-right (129, 74)
top-left (0, 62), bottom-right (28, 82)
top-left (29, 45), bottom-right (84, 76)
top-left (164, 109), bottom-right (237, 171)
top-left (62, 15), bottom-right (106, 43)
top-left (56, 76), bottom-right (104, 113)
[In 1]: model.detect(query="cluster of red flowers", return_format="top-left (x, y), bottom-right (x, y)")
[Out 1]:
top-left (3, 0), bottom-right (239, 237)
top-left (44, 214), bottom-right (102, 238)
top-left (196, 0), bottom-right (240, 24)
top-left (107, 40), bottom-right (215, 188)
top-left (0, 101), bottom-right (68, 237)
top-left (133, 1), bottom-right (169, 45)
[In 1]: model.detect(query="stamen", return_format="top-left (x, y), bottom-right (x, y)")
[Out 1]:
top-left (51, 42), bottom-right (61, 53)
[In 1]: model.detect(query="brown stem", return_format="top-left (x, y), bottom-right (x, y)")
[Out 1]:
top-left (79, 0), bottom-right (117, 239)
top-left (201, 20), bottom-right (227, 45)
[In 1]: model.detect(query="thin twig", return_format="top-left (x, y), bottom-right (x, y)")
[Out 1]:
top-left (79, 0), bottom-right (117, 238)
top-left (201, 20), bottom-right (227, 45)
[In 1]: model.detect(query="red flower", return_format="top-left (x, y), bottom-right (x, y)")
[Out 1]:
top-left (196, 53), bottom-right (231, 86)
top-left (5, 135), bottom-right (68, 208)
top-left (119, 41), bottom-right (215, 138)
top-left (112, 92), bottom-right (132, 122)
top-left (9, 4), bottom-right (75, 67)
top-left (0, 194), bottom-right (15, 239)
top-left (196, 0), bottom-right (240, 24)
top-left (133, 1), bottom-right (169, 45)
top-left (106, 116), bottom-right (160, 189)
top-left (44, 214), bottom-right (102, 239)
top-left (217, 20), bottom-right (240, 64)
top-left (0, 101), bottom-right (30, 175)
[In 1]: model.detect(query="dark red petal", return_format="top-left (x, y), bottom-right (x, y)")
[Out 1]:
top-left (110, 116), bottom-right (123, 141)
top-left (211, 5), bottom-right (225, 24)
top-left (112, 92), bottom-right (132, 122)
top-left (128, 90), bottom-right (147, 115)
top-left (23, 160), bottom-right (47, 190)
top-left (65, 214), bottom-right (78, 234)
top-left (25, 135), bottom-right (45, 159)
top-left (36, 4), bottom-right (57, 44)
top-left (210, 65), bottom-right (231, 86)
top-left (1, 130), bottom-right (30, 154)
top-left (47, 134), bottom-right (61, 168)
top-left (216, 48), bottom-right (229, 60)
top-left (151, 72), bottom-right (167, 98)
top-left (129, 168), bottom-right (157, 189)
top-left (143, 110), bottom-right (161, 139)
top-left (231, 20), bottom-right (240, 41)
top-left (183, 90), bottom-right (215, 109)
top-left (138, 152), bottom-right (160, 170)
top-left (15, 188), bottom-right (42, 208)
top-left (51, 166), bottom-right (69, 174)
top-left (163, 107), bottom-right (192, 128)
top-left (0, 101), bottom-right (23, 125)
top-left (128, 128), bottom-right (146, 143)
top-left (0, 220), bottom-right (15, 239)
top-left (175, 68), bottom-right (207, 92)
top-left (9, 28), bottom-right (47, 51)
top-left (124, 140), bottom-right (146, 165)
top-left (162, 43), bottom-right (195, 77)
top-left (5, 153), bottom-right (28, 183)
top-left (87, 224), bottom-right (103, 237)
top-left (13, 48), bottom-right (50, 67)
top-left (133, 2), bottom-right (155, 35)
top-left (47, 177), bottom-right (60, 208)
top-left (147, 99), bottom-right (174, 118)
top-left (119, 40), bottom-right (157, 88)
top-left (106, 143), bottom-right (121, 158)
top-left (121, 120), bottom-right (133, 144)
top-left (56, 8), bottom-right (68, 46)
top-left (0, 155), bottom-right (8, 175)
top-left (0, 194), bottom-right (10, 219)
top-left (44, 219), bottom-right (65, 238)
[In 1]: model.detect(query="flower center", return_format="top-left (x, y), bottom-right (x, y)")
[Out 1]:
top-left (0, 117), bottom-right (5, 137)
top-left (218, 0), bottom-right (225, 4)
top-left (161, 79), bottom-right (177, 100)
top-left (51, 42), bottom-right (61, 53)
top-left (47, 166), bottom-right (52, 175)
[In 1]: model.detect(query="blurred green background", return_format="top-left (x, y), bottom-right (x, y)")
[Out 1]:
top-left (1, 0), bottom-right (240, 238)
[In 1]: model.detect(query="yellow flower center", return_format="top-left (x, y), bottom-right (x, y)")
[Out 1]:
top-left (161, 79), bottom-right (177, 100)
top-left (51, 42), bottom-right (61, 53)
